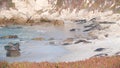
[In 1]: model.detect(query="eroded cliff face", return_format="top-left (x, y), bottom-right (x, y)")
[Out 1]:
top-left (1, 0), bottom-right (119, 13)
top-left (0, 0), bottom-right (120, 21)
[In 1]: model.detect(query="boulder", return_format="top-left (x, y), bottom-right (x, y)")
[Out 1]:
top-left (0, 35), bottom-right (18, 39)
top-left (6, 50), bottom-right (20, 57)
top-left (4, 42), bottom-right (21, 57)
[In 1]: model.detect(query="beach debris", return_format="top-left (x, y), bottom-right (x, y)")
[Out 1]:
top-left (94, 48), bottom-right (106, 52)
top-left (74, 39), bottom-right (91, 44)
top-left (93, 53), bottom-right (108, 57)
top-left (0, 35), bottom-right (18, 39)
top-left (4, 42), bottom-right (21, 57)
top-left (32, 37), bottom-right (45, 41)
top-left (62, 38), bottom-right (74, 45)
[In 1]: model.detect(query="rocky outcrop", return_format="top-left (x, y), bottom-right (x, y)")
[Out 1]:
top-left (0, 35), bottom-right (18, 39)
top-left (4, 42), bottom-right (20, 57)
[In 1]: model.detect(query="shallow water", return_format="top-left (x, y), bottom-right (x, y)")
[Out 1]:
top-left (0, 22), bottom-right (93, 62)
top-left (0, 24), bottom-right (73, 62)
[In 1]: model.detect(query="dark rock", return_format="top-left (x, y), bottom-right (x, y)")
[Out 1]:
top-left (74, 39), bottom-right (91, 44)
top-left (84, 24), bottom-right (102, 32)
top-left (14, 43), bottom-right (20, 51)
top-left (94, 48), bottom-right (106, 52)
top-left (6, 50), bottom-right (20, 57)
top-left (5, 42), bottom-right (20, 51)
top-left (62, 43), bottom-right (70, 45)
top-left (104, 34), bottom-right (109, 37)
top-left (75, 19), bottom-right (87, 24)
top-left (115, 52), bottom-right (120, 55)
top-left (89, 18), bottom-right (97, 22)
top-left (48, 38), bottom-right (55, 40)
top-left (0, 35), bottom-right (18, 39)
top-left (93, 53), bottom-right (108, 57)
top-left (49, 41), bottom-right (55, 45)
top-left (70, 28), bottom-right (76, 31)
top-left (99, 21), bottom-right (116, 24)
top-left (4, 42), bottom-right (21, 57)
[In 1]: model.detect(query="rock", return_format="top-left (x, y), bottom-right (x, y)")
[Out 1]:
top-left (32, 37), bottom-right (45, 41)
top-left (70, 28), bottom-right (76, 31)
top-left (89, 18), bottom-right (97, 22)
top-left (48, 38), bottom-right (55, 40)
top-left (75, 19), bottom-right (87, 24)
top-left (50, 20), bottom-right (64, 26)
top-left (0, 35), bottom-right (18, 39)
top-left (6, 50), bottom-right (20, 57)
top-left (4, 42), bottom-right (20, 51)
top-left (94, 48), bottom-right (106, 52)
top-left (4, 42), bottom-right (21, 57)
top-left (115, 52), bottom-right (120, 56)
top-left (99, 21), bottom-right (116, 24)
top-left (104, 34), bottom-right (109, 37)
top-left (84, 24), bottom-right (102, 32)
top-left (74, 39), bottom-right (91, 44)
top-left (83, 18), bottom-right (103, 32)
top-left (93, 53), bottom-right (108, 57)
top-left (62, 38), bottom-right (74, 45)
top-left (49, 41), bottom-right (55, 45)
